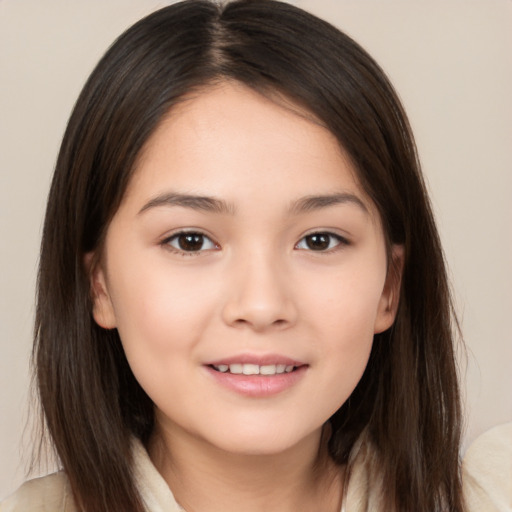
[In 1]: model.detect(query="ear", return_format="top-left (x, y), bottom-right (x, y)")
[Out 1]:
top-left (84, 252), bottom-right (117, 329)
top-left (374, 245), bottom-right (404, 334)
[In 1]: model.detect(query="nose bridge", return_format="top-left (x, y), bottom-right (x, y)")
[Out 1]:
top-left (221, 244), bottom-right (296, 331)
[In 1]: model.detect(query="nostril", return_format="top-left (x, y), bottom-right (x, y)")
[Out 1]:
top-left (221, 290), bottom-right (297, 331)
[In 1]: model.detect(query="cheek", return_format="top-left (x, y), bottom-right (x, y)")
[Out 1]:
top-left (108, 267), bottom-right (222, 416)
top-left (303, 259), bottom-right (386, 338)
top-left (300, 258), bottom-right (385, 396)
top-left (313, 302), bottom-right (376, 418)
top-left (107, 259), bottom-right (220, 372)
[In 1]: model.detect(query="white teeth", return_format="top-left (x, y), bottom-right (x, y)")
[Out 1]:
top-left (229, 364), bottom-right (243, 374)
top-left (260, 365), bottom-right (276, 375)
top-left (213, 363), bottom-right (297, 375)
top-left (242, 364), bottom-right (259, 375)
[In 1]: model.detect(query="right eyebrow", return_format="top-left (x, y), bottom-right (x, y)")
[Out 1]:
top-left (289, 192), bottom-right (369, 216)
top-left (138, 193), bottom-right (235, 215)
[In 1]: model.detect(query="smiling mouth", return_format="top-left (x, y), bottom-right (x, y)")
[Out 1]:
top-left (209, 363), bottom-right (299, 376)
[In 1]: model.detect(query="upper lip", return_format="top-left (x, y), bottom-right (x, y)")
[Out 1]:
top-left (205, 354), bottom-right (306, 367)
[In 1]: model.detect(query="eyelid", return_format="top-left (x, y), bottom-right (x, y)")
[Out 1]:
top-left (295, 230), bottom-right (350, 252)
top-left (161, 229), bottom-right (219, 254)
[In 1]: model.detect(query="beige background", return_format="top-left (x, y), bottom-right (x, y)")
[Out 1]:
top-left (1, 0), bottom-right (511, 498)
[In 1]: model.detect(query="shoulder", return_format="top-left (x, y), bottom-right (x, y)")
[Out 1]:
top-left (463, 423), bottom-right (512, 512)
top-left (1, 472), bottom-right (76, 512)
top-left (342, 431), bottom-right (384, 512)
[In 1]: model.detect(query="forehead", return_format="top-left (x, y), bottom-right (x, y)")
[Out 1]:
top-left (124, 81), bottom-right (375, 217)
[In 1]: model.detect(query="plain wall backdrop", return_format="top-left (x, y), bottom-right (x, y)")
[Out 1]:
top-left (1, 0), bottom-right (511, 498)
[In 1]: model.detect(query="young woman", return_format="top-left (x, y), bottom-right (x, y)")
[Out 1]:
top-left (1, 0), bottom-right (473, 510)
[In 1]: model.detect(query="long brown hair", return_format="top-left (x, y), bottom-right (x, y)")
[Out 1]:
top-left (35, 1), bottom-right (464, 510)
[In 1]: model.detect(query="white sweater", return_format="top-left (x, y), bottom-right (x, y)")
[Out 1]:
top-left (2, 423), bottom-right (511, 512)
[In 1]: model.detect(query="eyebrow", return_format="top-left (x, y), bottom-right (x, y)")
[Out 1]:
top-left (289, 193), bottom-right (369, 215)
top-left (138, 191), bottom-right (368, 216)
top-left (138, 193), bottom-right (235, 215)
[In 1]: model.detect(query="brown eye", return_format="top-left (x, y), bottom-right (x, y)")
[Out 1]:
top-left (296, 232), bottom-right (346, 251)
top-left (166, 232), bottom-right (216, 252)
top-left (305, 234), bottom-right (329, 250)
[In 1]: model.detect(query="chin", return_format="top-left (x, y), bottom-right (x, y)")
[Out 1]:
top-left (204, 424), bottom-right (321, 458)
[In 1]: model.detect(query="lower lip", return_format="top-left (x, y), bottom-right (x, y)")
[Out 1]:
top-left (205, 366), bottom-right (307, 397)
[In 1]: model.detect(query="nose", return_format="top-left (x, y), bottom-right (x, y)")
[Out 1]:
top-left (221, 251), bottom-right (297, 332)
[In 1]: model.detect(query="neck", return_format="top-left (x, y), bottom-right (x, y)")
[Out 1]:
top-left (148, 423), bottom-right (343, 512)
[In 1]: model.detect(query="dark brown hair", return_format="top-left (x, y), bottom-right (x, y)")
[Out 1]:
top-left (35, 1), bottom-right (464, 510)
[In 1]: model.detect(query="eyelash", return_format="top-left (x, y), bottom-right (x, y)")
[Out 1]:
top-left (161, 231), bottom-right (219, 256)
top-left (295, 232), bottom-right (349, 252)
top-left (161, 230), bottom-right (349, 255)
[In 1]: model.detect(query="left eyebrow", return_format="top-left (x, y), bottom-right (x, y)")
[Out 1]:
top-left (289, 193), bottom-right (369, 215)
top-left (138, 193), bottom-right (235, 215)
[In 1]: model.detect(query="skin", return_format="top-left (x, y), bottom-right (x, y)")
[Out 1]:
top-left (91, 82), bottom-right (402, 512)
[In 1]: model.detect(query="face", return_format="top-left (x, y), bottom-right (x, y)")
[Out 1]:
top-left (91, 82), bottom-right (401, 457)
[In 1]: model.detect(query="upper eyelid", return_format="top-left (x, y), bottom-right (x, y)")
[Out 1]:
top-left (161, 235), bottom-right (218, 261)
top-left (160, 230), bottom-right (219, 253)
top-left (295, 231), bottom-right (351, 252)
top-left (298, 229), bottom-right (350, 242)
top-left (161, 228), bottom-right (215, 242)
